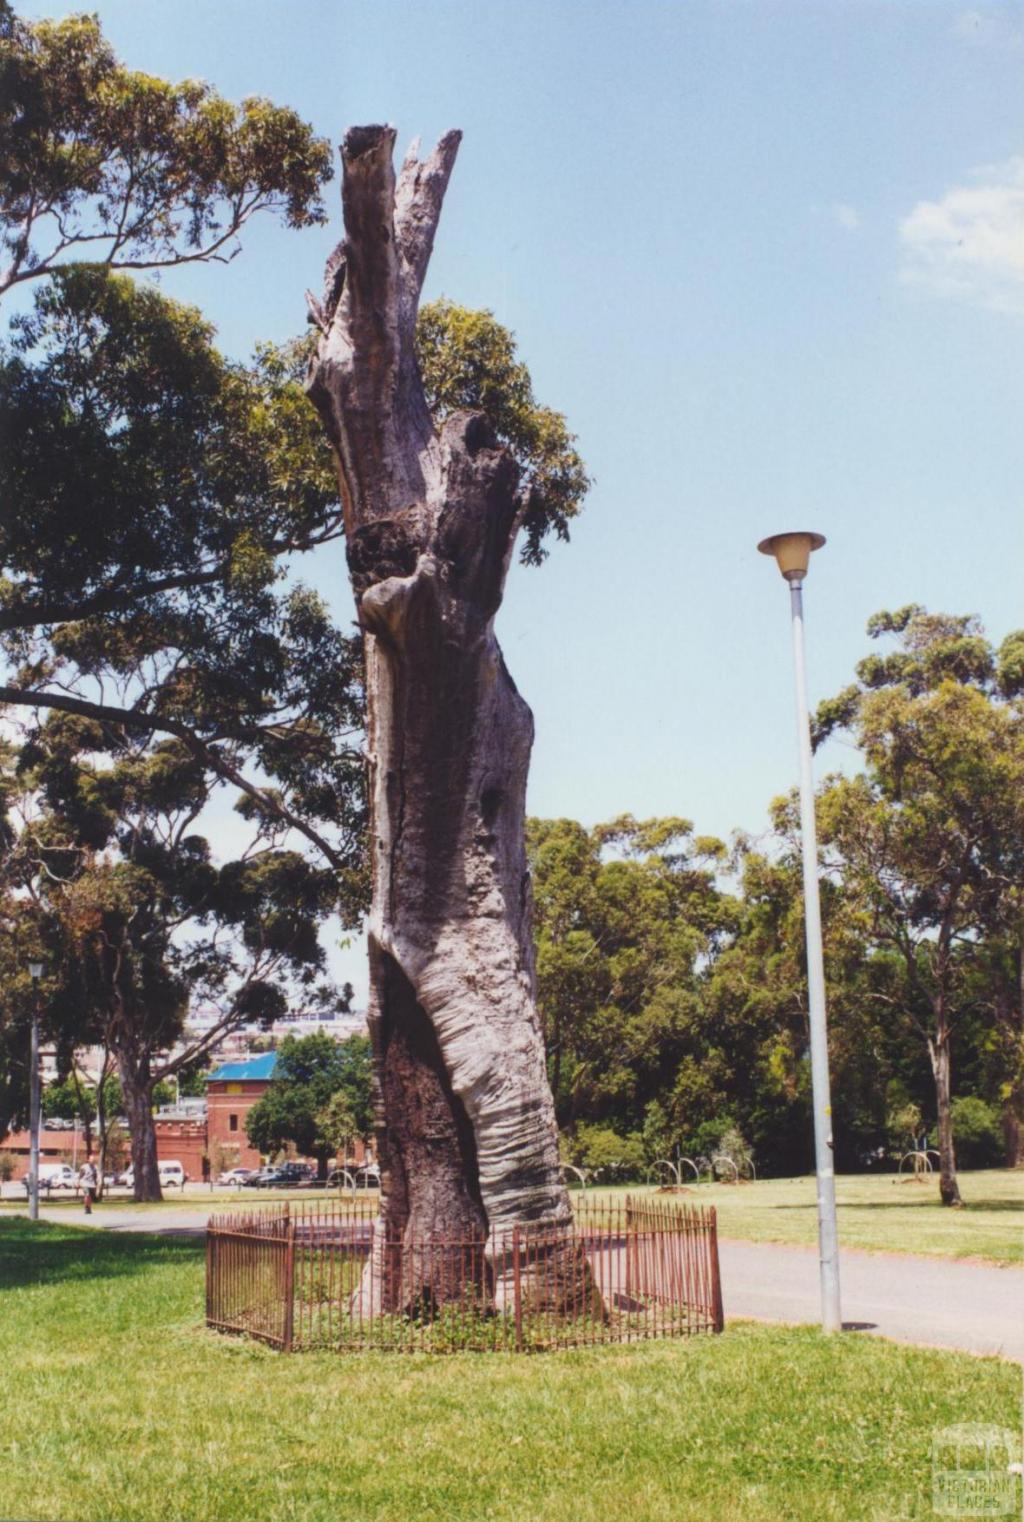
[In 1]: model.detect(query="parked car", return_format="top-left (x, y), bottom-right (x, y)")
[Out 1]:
top-left (23, 1162), bottom-right (78, 1193)
top-left (243, 1167), bottom-right (285, 1189)
top-left (217, 1167), bottom-right (256, 1186)
top-left (275, 1162), bottom-right (315, 1186)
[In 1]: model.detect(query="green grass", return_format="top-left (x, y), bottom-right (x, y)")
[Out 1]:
top-left (581, 1169), bottom-right (1024, 1265)
top-left (7, 1168), bottom-right (1022, 1262)
top-left (0, 1220), bottom-right (1018, 1522)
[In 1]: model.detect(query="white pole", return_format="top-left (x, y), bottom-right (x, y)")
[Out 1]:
top-left (28, 1001), bottom-right (40, 1222)
top-left (789, 579), bottom-right (842, 1333)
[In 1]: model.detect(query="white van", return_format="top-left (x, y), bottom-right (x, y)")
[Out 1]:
top-left (121, 1160), bottom-right (187, 1189)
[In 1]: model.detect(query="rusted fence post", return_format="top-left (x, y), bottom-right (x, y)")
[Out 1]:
top-left (282, 1217), bottom-right (296, 1352)
top-left (205, 1228), bottom-right (213, 1326)
top-left (708, 1205), bottom-right (724, 1333)
top-left (512, 1226), bottom-right (523, 1352)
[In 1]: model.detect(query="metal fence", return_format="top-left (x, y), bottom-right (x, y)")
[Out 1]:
top-left (206, 1195), bottom-right (723, 1353)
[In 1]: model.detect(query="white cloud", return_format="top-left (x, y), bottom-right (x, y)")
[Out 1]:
top-left (898, 157), bottom-right (1024, 315)
top-left (833, 203), bottom-right (860, 231)
top-left (951, 9), bottom-right (1024, 51)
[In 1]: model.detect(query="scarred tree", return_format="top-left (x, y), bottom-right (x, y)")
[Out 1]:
top-left (305, 127), bottom-right (587, 1306)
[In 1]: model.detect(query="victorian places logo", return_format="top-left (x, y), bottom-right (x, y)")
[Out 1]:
top-left (931, 1424), bottom-right (1021, 1517)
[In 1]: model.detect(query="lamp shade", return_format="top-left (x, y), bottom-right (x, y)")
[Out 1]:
top-left (28, 960), bottom-right (43, 980)
top-left (757, 531), bottom-right (826, 582)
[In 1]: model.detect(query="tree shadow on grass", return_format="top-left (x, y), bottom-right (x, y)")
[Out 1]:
top-left (0, 1219), bottom-right (203, 1290)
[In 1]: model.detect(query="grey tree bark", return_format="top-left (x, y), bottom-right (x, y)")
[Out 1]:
top-left (928, 1028), bottom-right (961, 1208)
top-left (305, 126), bottom-right (574, 1309)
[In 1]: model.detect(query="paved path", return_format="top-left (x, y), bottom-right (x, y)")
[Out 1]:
top-left (720, 1238), bottom-right (1024, 1361)
top-left (16, 1205), bottom-right (1023, 1361)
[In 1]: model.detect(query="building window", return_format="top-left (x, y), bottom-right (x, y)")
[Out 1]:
top-left (229, 1114), bottom-right (238, 1132)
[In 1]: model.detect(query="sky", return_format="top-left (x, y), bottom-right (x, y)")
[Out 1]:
top-left (13, 0), bottom-right (1024, 1003)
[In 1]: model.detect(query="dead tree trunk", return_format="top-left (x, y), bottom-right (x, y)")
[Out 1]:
top-left (306, 126), bottom-right (574, 1309)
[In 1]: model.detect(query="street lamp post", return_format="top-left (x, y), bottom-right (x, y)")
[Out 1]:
top-left (27, 959), bottom-right (44, 1223)
top-left (757, 532), bottom-right (842, 1334)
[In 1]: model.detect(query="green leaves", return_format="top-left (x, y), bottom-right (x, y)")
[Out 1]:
top-left (246, 1031), bottom-right (373, 1164)
top-left (0, 9), bottom-right (331, 296)
top-left (417, 299), bottom-right (591, 565)
top-left (528, 815), bottom-right (733, 1148)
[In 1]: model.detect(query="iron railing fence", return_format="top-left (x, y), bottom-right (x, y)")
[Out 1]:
top-left (206, 1195), bottom-right (723, 1353)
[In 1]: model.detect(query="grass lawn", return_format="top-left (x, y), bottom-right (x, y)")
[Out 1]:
top-left (5, 1168), bottom-right (1022, 1264)
top-left (0, 1220), bottom-right (1019, 1522)
top-left (583, 1169), bottom-right (1024, 1265)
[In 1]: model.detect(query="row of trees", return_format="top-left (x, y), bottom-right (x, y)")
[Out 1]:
top-left (531, 607), bottom-right (1024, 1203)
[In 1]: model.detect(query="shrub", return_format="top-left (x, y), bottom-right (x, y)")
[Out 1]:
top-left (0, 1151), bottom-right (17, 1183)
top-left (568, 1124), bottom-right (645, 1177)
top-left (950, 1096), bottom-right (1003, 1168)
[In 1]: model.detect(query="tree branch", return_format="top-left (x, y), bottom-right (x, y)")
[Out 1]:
top-left (0, 683), bottom-right (348, 872)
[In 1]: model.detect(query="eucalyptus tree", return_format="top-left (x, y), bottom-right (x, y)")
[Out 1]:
top-left (5, 713), bottom-right (349, 1200)
top-left (0, 5), bottom-right (331, 300)
top-left (815, 607), bottom-right (1024, 1204)
top-left (528, 815), bottom-right (734, 1146)
top-left (305, 127), bottom-right (590, 1302)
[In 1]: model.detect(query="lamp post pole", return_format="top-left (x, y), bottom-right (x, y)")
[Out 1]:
top-left (758, 533), bottom-right (842, 1334)
top-left (28, 961), bottom-right (43, 1223)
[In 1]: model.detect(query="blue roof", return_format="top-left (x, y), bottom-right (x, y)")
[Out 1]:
top-left (208, 1054), bottom-right (278, 1083)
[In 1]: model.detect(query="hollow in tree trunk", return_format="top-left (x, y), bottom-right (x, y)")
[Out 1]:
top-left (306, 126), bottom-right (580, 1313)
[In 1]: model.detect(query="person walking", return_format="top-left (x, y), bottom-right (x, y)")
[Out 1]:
top-left (79, 1159), bottom-right (98, 1215)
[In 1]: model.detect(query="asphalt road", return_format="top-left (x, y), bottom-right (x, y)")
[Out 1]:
top-left (15, 1201), bottom-right (1021, 1361)
top-left (719, 1238), bottom-right (1023, 1362)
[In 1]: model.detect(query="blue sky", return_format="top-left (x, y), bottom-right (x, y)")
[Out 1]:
top-left (14, 0), bottom-right (1024, 999)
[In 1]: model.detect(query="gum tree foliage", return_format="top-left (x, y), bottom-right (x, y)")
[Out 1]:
top-left (702, 798), bottom-right (924, 1174)
top-left (0, 264), bottom-right (366, 1203)
top-left (245, 1030), bottom-right (373, 1177)
top-left (3, 716), bottom-right (347, 1200)
top-left (814, 607), bottom-right (1024, 1204)
top-left (415, 299), bottom-right (590, 566)
top-left (0, 268), bottom-right (366, 883)
top-left (527, 815), bottom-right (735, 1152)
top-left (0, 5), bottom-right (331, 298)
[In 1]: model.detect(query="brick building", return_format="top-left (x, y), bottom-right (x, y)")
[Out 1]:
top-left (205, 1053), bottom-right (371, 1173)
top-left (0, 1124), bottom-right (92, 1179)
top-left (205, 1053), bottom-right (277, 1172)
top-left (1, 1051), bottom-right (371, 1183)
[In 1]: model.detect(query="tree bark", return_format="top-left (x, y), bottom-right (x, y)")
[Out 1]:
top-left (928, 1031), bottom-right (962, 1207)
top-left (306, 126), bottom-right (573, 1310)
top-left (116, 1054), bottom-right (162, 1203)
